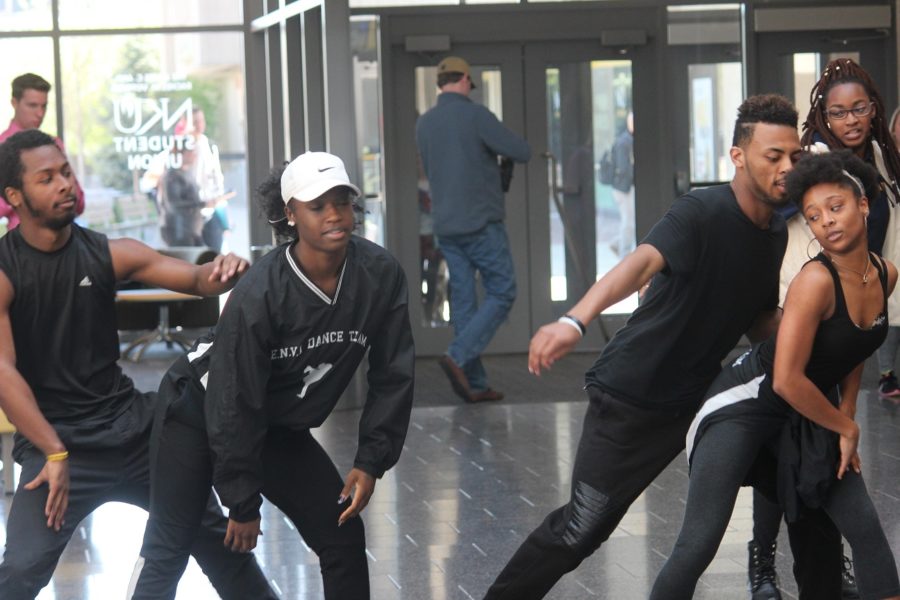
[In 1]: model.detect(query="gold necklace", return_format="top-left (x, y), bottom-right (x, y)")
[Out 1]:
top-left (828, 253), bottom-right (871, 284)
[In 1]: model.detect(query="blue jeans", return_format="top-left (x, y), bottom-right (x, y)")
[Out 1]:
top-left (438, 222), bottom-right (516, 392)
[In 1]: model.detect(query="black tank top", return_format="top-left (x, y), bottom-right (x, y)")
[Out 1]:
top-left (760, 251), bottom-right (888, 394)
top-left (0, 225), bottom-right (136, 433)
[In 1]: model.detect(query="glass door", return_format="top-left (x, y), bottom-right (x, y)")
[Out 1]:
top-left (389, 43), bottom-right (531, 356)
top-left (755, 31), bottom-right (895, 111)
top-left (414, 63), bottom-right (505, 328)
top-left (543, 60), bottom-right (635, 311)
top-left (523, 40), bottom-right (655, 345)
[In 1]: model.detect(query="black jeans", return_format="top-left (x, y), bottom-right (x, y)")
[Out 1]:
top-left (484, 389), bottom-right (698, 599)
top-left (134, 418), bottom-right (369, 600)
top-left (0, 425), bottom-right (272, 600)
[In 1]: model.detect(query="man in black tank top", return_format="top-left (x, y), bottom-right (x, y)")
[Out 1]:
top-left (0, 130), bottom-right (276, 599)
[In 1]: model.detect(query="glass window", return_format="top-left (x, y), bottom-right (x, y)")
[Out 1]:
top-left (58, 0), bottom-right (241, 30)
top-left (688, 62), bottom-right (742, 183)
top-left (0, 0), bottom-right (52, 31)
top-left (59, 32), bottom-right (248, 258)
top-left (0, 37), bottom-right (57, 137)
top-left (351, 16), bottom-right (386, 246)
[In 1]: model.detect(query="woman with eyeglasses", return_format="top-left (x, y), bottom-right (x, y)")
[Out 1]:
top-left (745, 57), bottom-right (900, 600)
top-left (650, 150), bottom-right (900, 600)
top-left (800, 59), bottom-right (900, 401)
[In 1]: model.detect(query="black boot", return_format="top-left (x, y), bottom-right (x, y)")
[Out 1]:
top-left (842, 549), bottom-right (860, 599)
top-left (748, 540), bottom-right (782, 600)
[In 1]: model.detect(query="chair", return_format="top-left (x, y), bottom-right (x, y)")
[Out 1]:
top-left (159, 248), bottom-right (221, 332)
top-left (116, 247), bottom-right (222, 360)
top-left (0, 410), bottom-right (16, 494)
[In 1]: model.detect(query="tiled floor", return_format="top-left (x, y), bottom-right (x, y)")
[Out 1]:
top-left (3, 349), bottom-right (900, 599)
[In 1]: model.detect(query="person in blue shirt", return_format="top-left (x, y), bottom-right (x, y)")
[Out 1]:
top-left (415, 56), bottom-right (531, 403)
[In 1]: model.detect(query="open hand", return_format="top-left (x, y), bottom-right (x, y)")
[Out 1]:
top-left (528, 321), bottom-right (582, 375)
top-left (837, 424), bottom-right (861, 480)
top-left (24, 459), bottom-right (69, 531)
top-left (337, 468), bottom-right (376, 526)
top-left (209, 253), bottom-right (249, 283)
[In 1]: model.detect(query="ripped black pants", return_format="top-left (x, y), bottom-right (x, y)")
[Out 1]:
top-left (484, 388), bottom-right (696, 599)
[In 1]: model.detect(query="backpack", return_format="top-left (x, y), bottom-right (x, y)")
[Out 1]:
top-left (599, 149), bottom-right (614, 186)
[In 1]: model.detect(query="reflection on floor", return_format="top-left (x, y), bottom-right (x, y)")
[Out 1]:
top-left (2, 352), bottom-right (899, 599)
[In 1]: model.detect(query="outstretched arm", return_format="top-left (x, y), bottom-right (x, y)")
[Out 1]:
top-left (528, 243), bottom-right (665, 374)
top-left (109, 238), bottom-right (247, 296)
top-left (0, 272), bottom-right (68, 530)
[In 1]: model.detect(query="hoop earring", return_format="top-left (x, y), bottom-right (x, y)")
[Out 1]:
top-left (807, 236), bottom-right (822, 259)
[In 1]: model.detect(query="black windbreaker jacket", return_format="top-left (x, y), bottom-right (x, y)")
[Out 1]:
top-left (172, 236), bottom-right (414, 520)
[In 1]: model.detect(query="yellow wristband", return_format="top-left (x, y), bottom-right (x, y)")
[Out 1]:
top-left (46, 451), bottom-right (69, 462)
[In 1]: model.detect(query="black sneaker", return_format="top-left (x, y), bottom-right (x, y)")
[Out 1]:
top-left (842, 553), bottom-right (860, 599)
top-left (748, 540), bottom-right (782, 600)
top-left (879, 371), bottom-right (900, 397)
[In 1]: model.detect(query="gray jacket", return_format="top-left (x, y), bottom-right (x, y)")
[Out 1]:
top-left (416, 92), bottom-right (531, 236)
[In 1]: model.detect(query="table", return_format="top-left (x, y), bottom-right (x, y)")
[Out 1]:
top-left (116, 289), bottom-right (202, 361)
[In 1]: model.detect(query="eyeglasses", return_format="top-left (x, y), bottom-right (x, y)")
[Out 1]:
top-left (826, 102), bottom-right (875, 120)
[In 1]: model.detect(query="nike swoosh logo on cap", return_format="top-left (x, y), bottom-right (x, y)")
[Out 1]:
top-left (318, 166), bottom-right (335, 172)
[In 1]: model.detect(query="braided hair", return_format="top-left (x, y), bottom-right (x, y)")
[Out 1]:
top-left (800, 58), bottom-right (900, 194)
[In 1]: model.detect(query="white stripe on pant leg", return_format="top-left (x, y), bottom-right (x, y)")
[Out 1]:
top-left (684, 374), bottom-right (765, 462)
top-left (125, 555), bottom-right (145, 599)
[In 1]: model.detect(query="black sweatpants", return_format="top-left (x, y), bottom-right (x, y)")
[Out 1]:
top-left (0, 403), bottom-right (273, 600)
top-left (650, 415), bottom-right (900, 600)
top-left (484, 388), bottom-right (698, 599)
top-left (133, 418), bottom-right (369, 600)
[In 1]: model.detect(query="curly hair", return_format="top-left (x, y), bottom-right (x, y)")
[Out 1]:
top-left (0, 129), bottom-right (58, 194)
top-left (785, 149), bottom-right (880, 209)
top-left (255, 163), bottom-right (364, 242)
top-left (800, 58), bottom-right (900, 189)
top-left (732, 94), bottom-right (798, 147)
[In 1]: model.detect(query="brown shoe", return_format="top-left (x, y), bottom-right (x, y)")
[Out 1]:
top-left (438, 355), bottom-right (472, 401)
top-left (468, 388), bottom-right (504, 403)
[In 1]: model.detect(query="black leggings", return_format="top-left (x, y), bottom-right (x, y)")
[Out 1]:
top-left (650, 418), bottom-right (900, 600)
top-left (132, 418), bottom-right (369, 600)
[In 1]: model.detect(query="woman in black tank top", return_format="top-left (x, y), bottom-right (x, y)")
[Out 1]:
top-left (650, 152), bottom-right (900, 599)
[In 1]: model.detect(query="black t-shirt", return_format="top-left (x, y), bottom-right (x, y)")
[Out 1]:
top-left (585, 184), bottom-right (787, 409)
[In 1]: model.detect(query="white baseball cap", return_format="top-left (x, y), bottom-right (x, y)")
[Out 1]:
top-left (280, 152), bottom-right (361, 204)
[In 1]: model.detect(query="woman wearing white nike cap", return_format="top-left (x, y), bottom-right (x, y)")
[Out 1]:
top-left (130, 152), bottom-right (415, 600)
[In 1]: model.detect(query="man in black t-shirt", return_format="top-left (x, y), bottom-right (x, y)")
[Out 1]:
top-left (485, 96), bottom-right (807, 599)
top-left (0, 130), bottom-right (276, 599)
